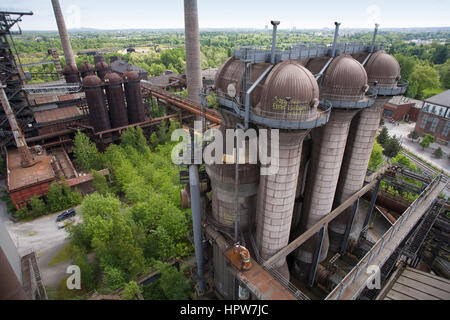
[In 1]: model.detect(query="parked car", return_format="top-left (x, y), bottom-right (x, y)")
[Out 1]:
top-left (56, 208), bottom-right (76, 222)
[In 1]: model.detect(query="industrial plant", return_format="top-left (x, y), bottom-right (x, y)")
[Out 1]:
top-left (0, 0), bottom-right (449, 301)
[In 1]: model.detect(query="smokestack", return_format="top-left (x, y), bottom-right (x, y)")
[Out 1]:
top-left (51, 0), bottom-right (76, 66)
top-left (184, 0), bottom-right (202, 105)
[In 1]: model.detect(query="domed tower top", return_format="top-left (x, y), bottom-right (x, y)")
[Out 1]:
top-left (123, 70), bottom-right (140, 82)
top-left (214, 57), bottom-right (245, 99)
top-left (63, 63), bottom-right (78, 74)
top-left (104, 72), bottom-right (123, 84)
top-left (365, 50), bottom-right (401, 88)
top-left (321, 54), bottom-right (368, 102)
top-left (82, 74), bottom-right (103, 88)
top-left (95, 61), bottom-right (109, 71)
top-left (256, 60), bottom-right (319, 121)
top-left (79, 62), bottom-right (95, 78)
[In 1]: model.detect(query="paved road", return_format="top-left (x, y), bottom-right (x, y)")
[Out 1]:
top-left (0, 180), bottom-right (79, 288)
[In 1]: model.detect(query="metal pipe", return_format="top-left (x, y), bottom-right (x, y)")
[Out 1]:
top-left (189, 164), bottom-right (205, 293)
top-left (244, 65), bottom-right (273, 129)
top-left (270, 21), bottom-right (280, 65)
top-left (315, 22), bottom-right (340, 80)
top-left (362, 24), bottom-right (380, 66)
top-left (331, 22), bottom-right (341, 58)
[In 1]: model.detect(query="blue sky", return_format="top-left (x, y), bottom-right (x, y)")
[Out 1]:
top-left (2, 0), bottom-right (449, 31)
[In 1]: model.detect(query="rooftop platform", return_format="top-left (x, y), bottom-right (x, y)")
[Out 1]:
top-left (380, 266), bottom-right (450, 300)
top-left (33, 105), bottom-right (84, 126)
top-left (7, 149), bottom-right (56, 192)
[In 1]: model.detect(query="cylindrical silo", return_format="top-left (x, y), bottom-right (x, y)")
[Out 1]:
top-left (123, 70), bottom-right (146, 124)
top-left (79, 62), bottom-right (95, 79)
top-left (82, 75), bottom-right (111, 133)
top-left (254, 60), bottom-right (320, 280)
top-left (63, 63), bottom-right (81, 84)
top-left (0, 246), bottom-right (27, 300)
top-left (104, 72), bottom-right (129, 128)
top-left (95, 61), bottom-right (110, 81)
top-left (295, 54), bottom-right (373, 279)
top-left (329, 51), bottom-right (403, 250)
top-left (51, 0), bottom-right (76, 67)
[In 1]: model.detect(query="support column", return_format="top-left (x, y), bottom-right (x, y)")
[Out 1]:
top-left (256, 130), bottom-right (308, 280)
top-left (329, 97), bottom-right (388, 251)
top-left (294, 109), bottom-right (358, 279)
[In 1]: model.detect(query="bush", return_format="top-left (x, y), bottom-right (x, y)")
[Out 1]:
top-left (433, 147), bottom-right (443, 159)
top-left (73, 131), bottom-right (103, 171)
top-left (121, 281), bottom-right (142, 300)
top-left (420, 134), bottom-right (436, 150)
top-left (14, 207), bottom-right (30, 220)
top-left (408, 130), bottom-right (419, 141)
top-left (368, 140), bottom-right (384, 171)
top-left (30, 196), bottom-right (47, 217)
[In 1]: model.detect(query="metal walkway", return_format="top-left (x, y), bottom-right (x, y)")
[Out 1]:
top-left (325, 176), bottom-right (447, 300)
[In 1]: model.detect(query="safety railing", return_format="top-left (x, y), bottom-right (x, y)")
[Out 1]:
top-left (325, 174), bottom-right (444, 300)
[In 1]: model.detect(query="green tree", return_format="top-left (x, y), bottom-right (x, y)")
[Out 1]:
top-left (30, 196), bottom-right (47, 217)
top-left (408, 130), bottom-right (419, 141)
top-left (433, 147), bottom-right (443, 159)
top-left (121, 281), bottom-right (142, 300)
top-left (157, 263), bottom-right (191, 300)
top-left (383, 136), bottom-right (402, 158)
top-left (92, 170), bottom-right (109, 195)
top-left (394, 54), bottom-right (416, 81)
top-left (410, 64), bottom-right (441, 99)
top-left (432, 45), bottom-right (449, 65)
top-left (120, 127), bottom-right (149, 154)
top-left (377, 127), bottom-right (390, 147)
top-left (73, 131), bottom-right (103, 171)
top-left (439, 60), bottom-right (450, 89)
top-left (368, 140), bottom-right (384, 171)
top-left (47, 181), bottom-right (64, 212)
top-left (419, 134), bottom-right (436, 150)
top-left (103, 266), bottom-right (126, 291)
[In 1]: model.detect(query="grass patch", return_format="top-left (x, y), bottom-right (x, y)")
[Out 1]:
top-left (48, 243), bottom-right (73, 267)
top-left (55, 276), bottom-right (88, 300)
top-left (402, 148), bottom-right (449, 178)
top-left (27, 231), bottom-right (38, 237)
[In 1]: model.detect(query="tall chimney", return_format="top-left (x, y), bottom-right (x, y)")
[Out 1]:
top-left (183, 0), bottom-right (202, 105)
top-left (51, 0), bottom-right (76, 66)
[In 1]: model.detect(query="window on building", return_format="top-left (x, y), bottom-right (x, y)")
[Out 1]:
top-left (442, 121), bottom-right (450, 137)
top-left (431, 105), bottom-right (437, 114)
top-left (420, 115), bottom-right (428, 129)
top-left (384, 109), bottom-right (394, 117)
top-left (430, 118), bottom-right (439, 133)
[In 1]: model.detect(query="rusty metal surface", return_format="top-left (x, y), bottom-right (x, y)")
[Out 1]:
top-left (63, 63), bottom-right (80, 83)
top-left (79, 62), bottom-right (95, 78)
top-left (82, 75), bottom-right (111, 132)
top-left (7, 148), bottom-right (56, 192)
top-left (104, 72), bottom-right (128, 128)
top-left (321, 54), bottom-right (368, 101)
top-left (365, 50), bottom-right (401, 87)
top-left (257, 60), bottom-right (319, 120)
top-left (33, 106), bottom-right (84, 124)
top-left (123, 70), bottom-right (146, 124)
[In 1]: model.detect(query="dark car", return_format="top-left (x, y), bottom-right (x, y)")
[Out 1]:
top-left (56, 208), bottom-right (76, 222)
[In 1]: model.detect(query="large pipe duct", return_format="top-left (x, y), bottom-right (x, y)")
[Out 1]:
top-left (189, 165), bottom-right (205, 294)
top-left (51, 0), bottom-right (76, 66)
top-left (0, 246), bottom-right (27, 300)
top-left (184, 0), bottom-right (202, 105)
top-left (270, 21), bottom-right (280, 65)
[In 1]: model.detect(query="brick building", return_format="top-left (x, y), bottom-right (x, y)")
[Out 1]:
top-left (415, 90), bottom-right (450, 142)
top-left (383, 96), bottom-right (423, 122)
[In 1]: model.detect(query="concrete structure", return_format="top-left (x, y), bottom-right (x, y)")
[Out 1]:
top-left (184, 0), bottom-right (203, 105)
top-left (295, 54), bottom-right (374, 276)
top-left (415, 90), bottom-right (450, 142)
top-left (51, 0), bottom-right (76, 66)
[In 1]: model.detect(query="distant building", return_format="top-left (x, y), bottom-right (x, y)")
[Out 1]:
top-left (383, 96), bottom-right (423, 122)
top-left (110, 57), bottom-right (148, 80)
top-left (415, 89), bottom-right (450, 142)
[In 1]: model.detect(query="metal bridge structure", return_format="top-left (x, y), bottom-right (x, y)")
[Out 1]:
top-left (0, 10), bottom-right (33, 147)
